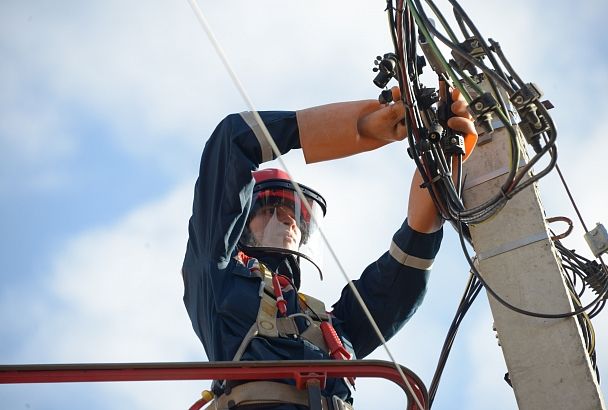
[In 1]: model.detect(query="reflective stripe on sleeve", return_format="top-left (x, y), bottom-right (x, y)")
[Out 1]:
top-left (389, 240), bottom-right (435, 270)
top-left (239, 111), bottom-right (274, 162)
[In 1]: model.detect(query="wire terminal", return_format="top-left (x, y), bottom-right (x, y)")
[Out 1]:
top-left (372, 53), bottom-right (399, 89)
top-left (468, 92), bottom-right (497, 135)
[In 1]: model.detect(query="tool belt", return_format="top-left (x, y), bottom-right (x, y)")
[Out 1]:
top-left (212, 381), bottom-right (353, 410)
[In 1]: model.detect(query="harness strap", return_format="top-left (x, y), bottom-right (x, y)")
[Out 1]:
top-left (276, 316), bottom-right (300, 336)
top-left (300, 322), bottom-right (328, 353)
top-left (254, 263), bottom-right (330, 343)
top-left (219, 255), bottom-right (354, 408)
top-left (212, 381), bottom-right (353, 410)
top-left (299, 293), bottom-right (330, 322)
top-left (256, 290), bottom-right (279, 338)
top-left (233, 253), bottom-right (340, 358)
top-left (213, 381), bottom-right (310, 409)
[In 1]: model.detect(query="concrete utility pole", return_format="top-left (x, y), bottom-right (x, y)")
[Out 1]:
top-left (461, 84), bottom-right (606, 409)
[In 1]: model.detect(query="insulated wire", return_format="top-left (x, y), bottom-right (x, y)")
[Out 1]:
top-left (453, 8), bottom-right (471, 39)
top-left (398, 0), bottom-right (449, 224)
top-left (406, 0), bottom-right (470, 102)
top-left (398, 2), bottom-right (468, 222)
top-left (186, 2), bottom-right (426, 409)
top-left (413, 0), bottom-right (515, 95)
top-left (428, 270), bottom-right (481, 406)
top-left (399, 0), bottom-right (603, 397)
top-left (422, 0), bottom-right (458, 43)
top-left (407, 0), bottom-right (596, 325)
top-left (447, 0), bottom-right (509, 84)
top-left (457, 219), bottom-right (608, 318)
top-left (404, 0), bottom-right (525, 224)
top-left (387, 0), bottom-right (399, 53)
top-left (429, 226), bottom-right (604, 406)
top-left (433, 36), bottom-right (556, 220)
top-left (488, 39), bottom-right (525, 89)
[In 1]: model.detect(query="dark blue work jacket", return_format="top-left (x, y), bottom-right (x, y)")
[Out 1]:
top-left (182, 111), bottom-right (443, 407)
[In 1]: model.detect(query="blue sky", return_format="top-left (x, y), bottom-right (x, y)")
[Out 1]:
top-left (1, 1), bottom-right (607, 409)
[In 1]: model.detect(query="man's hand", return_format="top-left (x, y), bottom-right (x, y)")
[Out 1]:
top-left (298, 87), bottom-right (408, 163)
top-left (407, 85), bottom-right (478, 233)
top-left (444, 88), bottom-right (478, 161)
top-left (357, 87), bottom-right (407, 142)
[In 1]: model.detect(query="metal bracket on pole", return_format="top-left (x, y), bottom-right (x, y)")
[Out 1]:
top-left (477, 231), bottom-right (548, 261)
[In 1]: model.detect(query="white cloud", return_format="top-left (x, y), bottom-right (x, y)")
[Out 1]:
top-left (2, 0), bottom-right (608, 408)
top-left (0, 0), bottom-right (393, 174)
top-left (0, 60), bottom-right (76, 192)
top-left (7, 183), bottom-right (204, 408)
top-left (0, 103), bottom-right (75, 164)
top-left (37, 183), bottom-right (200, 362)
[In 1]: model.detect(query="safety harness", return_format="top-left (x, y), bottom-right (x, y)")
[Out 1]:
top-left (207, 252), bottom-right (354, 410)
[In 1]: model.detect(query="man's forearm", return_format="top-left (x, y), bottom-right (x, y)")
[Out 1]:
top-left (297, 97), bottom-right (407, 163)
top-left (407, 170), bottom-right (443, 233)
top-left (297, 100), bottom-right (389, 163)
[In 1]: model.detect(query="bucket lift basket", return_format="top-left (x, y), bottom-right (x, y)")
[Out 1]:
top-left (0, 359), bottom-right (428, 409)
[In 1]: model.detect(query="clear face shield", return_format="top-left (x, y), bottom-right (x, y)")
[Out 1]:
top-left (241, 181), bottom-right (326, 269)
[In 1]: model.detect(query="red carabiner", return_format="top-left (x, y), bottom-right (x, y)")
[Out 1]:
top-left (272, 275), bottom-right (288, 316)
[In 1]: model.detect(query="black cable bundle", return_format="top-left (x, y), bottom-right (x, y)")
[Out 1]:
top-left (381, 0), bottom-right (558, 225)
top-left (375, 1), bottom-right (607, 406)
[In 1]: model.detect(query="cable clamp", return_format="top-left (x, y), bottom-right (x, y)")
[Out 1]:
top-left (510, 83), bottom-right (542, 110)
top-left (468, 92), bottom-right (498, 117)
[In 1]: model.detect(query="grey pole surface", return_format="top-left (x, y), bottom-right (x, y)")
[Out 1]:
top-left (461, 96), bottom-right (606, 409)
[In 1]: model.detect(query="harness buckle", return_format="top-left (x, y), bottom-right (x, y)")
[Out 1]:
top-left (331, 395), bottom-right (353, 410)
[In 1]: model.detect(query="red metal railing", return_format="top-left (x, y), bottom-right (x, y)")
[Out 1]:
top-left (0, 359), bottom-right (428, 409)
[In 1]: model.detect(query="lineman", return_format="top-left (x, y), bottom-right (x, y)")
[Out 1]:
top-left (182, 88), bottom-right (476, 409)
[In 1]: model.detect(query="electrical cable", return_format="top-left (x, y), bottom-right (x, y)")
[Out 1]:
top-left (428, 271), bottom-right (482, 406)
top-left (428, 218), bottom-right (606, 407)
top-left (415, 0), bottom-right (514, 95)
top-left (452, 10), bottom-right (469, 39)
top-left (447, 0), bottom-right (510, 84)
top-left (414, 0), bottom-right (560, 222)
top-left (394, 0), bottom-right (536, 225)
top-left (381, 0), bottom-right (604, 403)
top-left (456, 220), bottom-right (608, 319)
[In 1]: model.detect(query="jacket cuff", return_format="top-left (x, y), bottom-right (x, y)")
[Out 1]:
top-left (237, 111), bottom-right (300, 164)
top-left (388, 219), bottom-right (443, 270)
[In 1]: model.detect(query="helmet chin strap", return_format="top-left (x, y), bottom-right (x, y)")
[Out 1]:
top-left (237, 243), bottom-right (324, 283)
